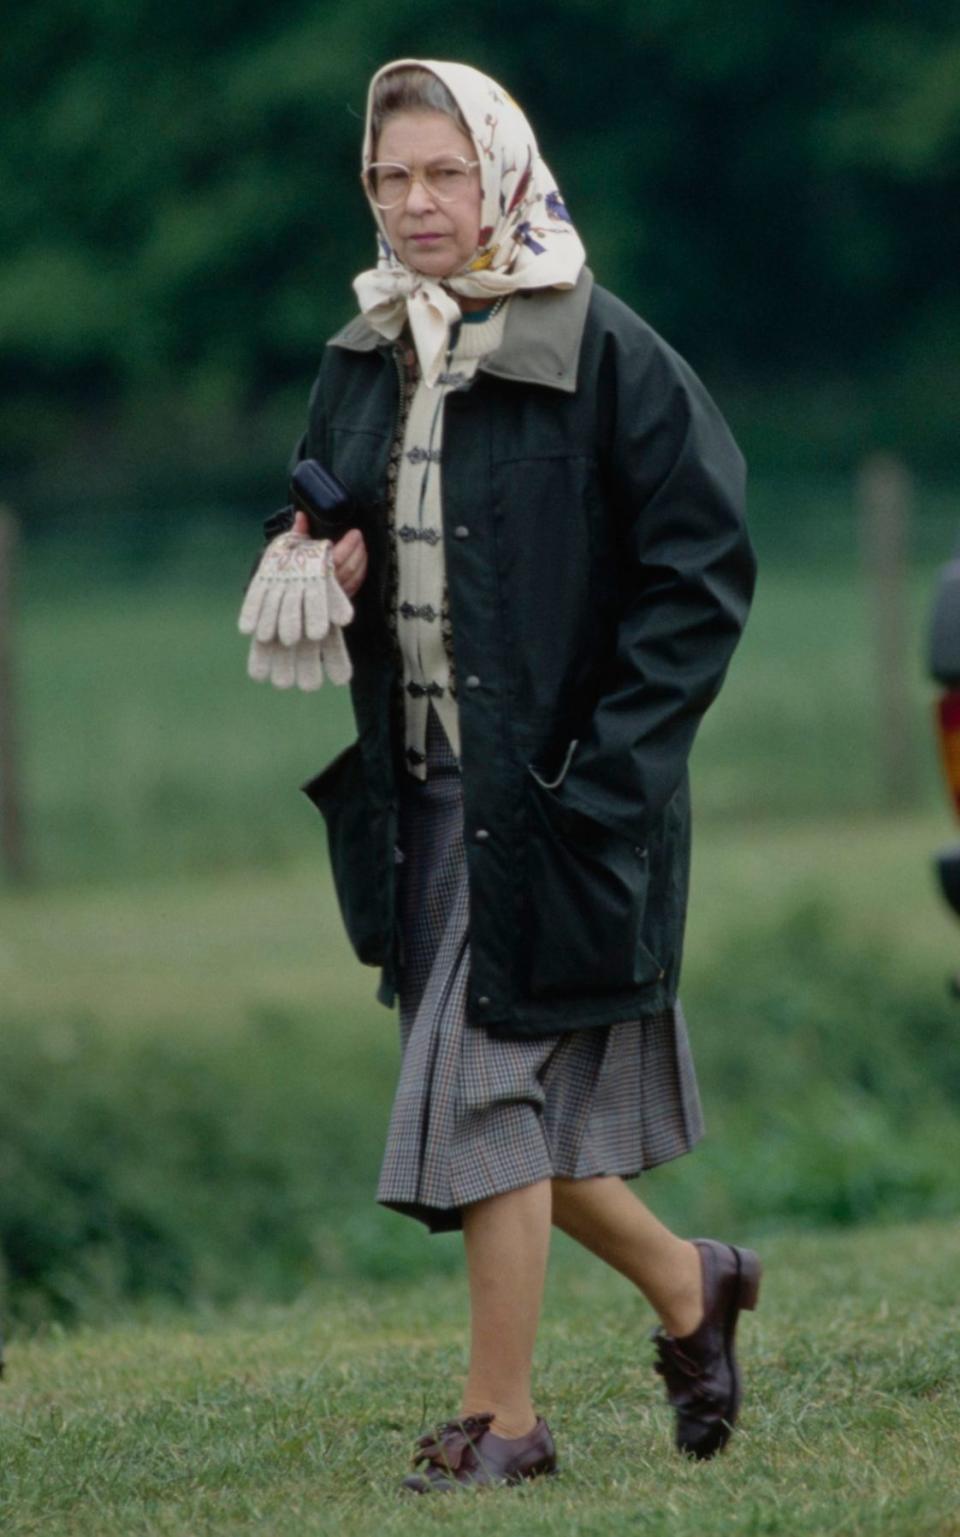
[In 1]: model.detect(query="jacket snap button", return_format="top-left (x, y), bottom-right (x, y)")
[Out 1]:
top-left (475, 827), bottom-right (490, 842)
top-left (465, 674), bottom-right (481, 689)
top-left (478, 995), bottom-right (491, 1008)
top-left (453, 525), bottom-right (470, 539)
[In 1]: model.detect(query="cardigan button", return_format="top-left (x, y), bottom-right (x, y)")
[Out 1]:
top-left (475, 827), bottom-right (490, 842)
top-left (453, 525), bottom-right (470, 539)
top-left (465, 674), bottom-right (481, 689)
top-left (477, 995), bottom-right (491, 1008)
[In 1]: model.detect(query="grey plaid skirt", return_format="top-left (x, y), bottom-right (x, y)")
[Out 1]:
top-left (376, 708), bottom-right (704, 1232)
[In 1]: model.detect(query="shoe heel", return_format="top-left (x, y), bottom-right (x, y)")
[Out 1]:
top-left (735, 1248), bottom-right (762, 1311)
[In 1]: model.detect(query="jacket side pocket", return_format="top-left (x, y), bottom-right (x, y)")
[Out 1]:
top-left (302, 741), bottom-right (388, 966)
top-left (522, 765), bottom-right (664, 1000)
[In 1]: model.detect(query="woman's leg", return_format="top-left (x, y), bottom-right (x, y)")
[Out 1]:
top-left (459, 1178), bottom-right (552, 1438)
top-left (551, 1175), bottom-right (703, 1337)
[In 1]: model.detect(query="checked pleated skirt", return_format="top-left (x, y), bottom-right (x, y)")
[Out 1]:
top-left (376, 708), bottom-right (705, 1232)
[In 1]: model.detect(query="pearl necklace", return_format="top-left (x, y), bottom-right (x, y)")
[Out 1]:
top-left (459, 295), bottom-right (506, 323)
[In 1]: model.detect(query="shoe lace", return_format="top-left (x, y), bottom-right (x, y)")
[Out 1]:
top-left (412, 1412), bottom-right (496, 1472)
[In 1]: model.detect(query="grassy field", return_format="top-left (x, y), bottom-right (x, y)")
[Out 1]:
top-left (2, 795), bottom-right (959, 1322)
top-left (3, 517), bottom-right (960, 1322)
top-left (11, 507), bottom-right (949, 886)
top-left (3, 804), bottom-right (958, 1037)
top-left (1, 512), bottom-right (959, 1531)
top-left (1, 1221), bottom-right (958, 1536)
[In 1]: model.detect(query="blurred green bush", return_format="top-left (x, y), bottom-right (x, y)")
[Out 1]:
top-left (1, 900), bottom-right (958, 1328)
top-left (0, 1003), bottom-right (395, 1326)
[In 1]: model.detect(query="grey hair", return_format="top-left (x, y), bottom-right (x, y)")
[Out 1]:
top-left (370, 66), bottom-right (472, 153)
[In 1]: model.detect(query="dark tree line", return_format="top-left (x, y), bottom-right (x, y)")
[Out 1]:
top-left (2, 0), bottom-right (958, 509)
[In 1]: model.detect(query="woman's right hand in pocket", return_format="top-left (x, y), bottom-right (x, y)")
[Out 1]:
top-left (292, 511), bottom-right (368, 598)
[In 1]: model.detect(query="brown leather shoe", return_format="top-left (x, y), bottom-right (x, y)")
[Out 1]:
top-left (652, 1238), bottom-right (761, 1460)
top-left (401, 1411), bottom-right (558, 1493)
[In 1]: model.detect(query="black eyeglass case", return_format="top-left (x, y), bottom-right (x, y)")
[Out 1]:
top-left (289, 459), bottom-right (358, 543)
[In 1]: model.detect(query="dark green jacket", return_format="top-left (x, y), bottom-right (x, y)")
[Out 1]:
top-left (298, 268), bottom-right (755, 1039)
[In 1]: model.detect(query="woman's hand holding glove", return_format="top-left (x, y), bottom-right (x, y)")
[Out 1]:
top-left (238, 520), bottom-right (363, 690)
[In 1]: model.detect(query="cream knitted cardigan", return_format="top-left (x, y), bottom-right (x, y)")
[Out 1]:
top-left (392, 302), bottom-right (509, 778)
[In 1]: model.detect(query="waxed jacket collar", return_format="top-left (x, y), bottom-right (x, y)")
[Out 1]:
top-left (326, 267), bottom-right (594, 395)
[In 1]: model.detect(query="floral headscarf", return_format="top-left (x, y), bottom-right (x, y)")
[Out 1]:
top-left (352, 59), bottom-right (587, 386)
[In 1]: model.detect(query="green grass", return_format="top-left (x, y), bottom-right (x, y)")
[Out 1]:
top-left (8, 509), bottom-right (949, 887)
top-left (1, 1221), bottom-right (958, 1536)
top-left (2, 801), bottom-right (958, 1036)
top-left (17, 549), bottom-right (356, 885)
top-left (2, 801), bottom-right (960, 1322)
top-left (1, 514), bottom-right (959, 1528)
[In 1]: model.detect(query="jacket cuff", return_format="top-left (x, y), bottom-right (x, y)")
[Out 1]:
top-left (263, 503), bottom-right (295, 543)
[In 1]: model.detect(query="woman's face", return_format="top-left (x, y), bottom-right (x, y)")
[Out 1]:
top-left (373, 110), bottom-right (482, 279)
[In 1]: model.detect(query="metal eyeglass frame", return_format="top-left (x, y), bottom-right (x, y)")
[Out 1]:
top-left (363, 156), bottom-right (481, 209)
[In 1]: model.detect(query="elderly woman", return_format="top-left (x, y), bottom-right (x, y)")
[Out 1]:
top-left (288, 58), bottom-right (758, 1490)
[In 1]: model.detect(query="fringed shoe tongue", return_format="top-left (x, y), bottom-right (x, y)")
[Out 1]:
top-left (652, 1329), bottom-right (711, 1402)
top-left (412, 1412), bottom-right (496, 1472)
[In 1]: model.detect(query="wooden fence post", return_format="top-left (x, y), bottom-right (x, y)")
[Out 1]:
top-left (856, 454), bottom-right (917, 810)
top-left (0, 507), bottom-right (28, 884)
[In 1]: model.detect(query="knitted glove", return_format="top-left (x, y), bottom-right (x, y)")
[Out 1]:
top-left (245, 635), bottom-right (351, 691)
top-left (239, 532), bottom-right (354, 690)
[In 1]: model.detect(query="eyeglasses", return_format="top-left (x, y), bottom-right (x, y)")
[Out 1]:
top-left (363, 156), bottom-right (481, 209)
